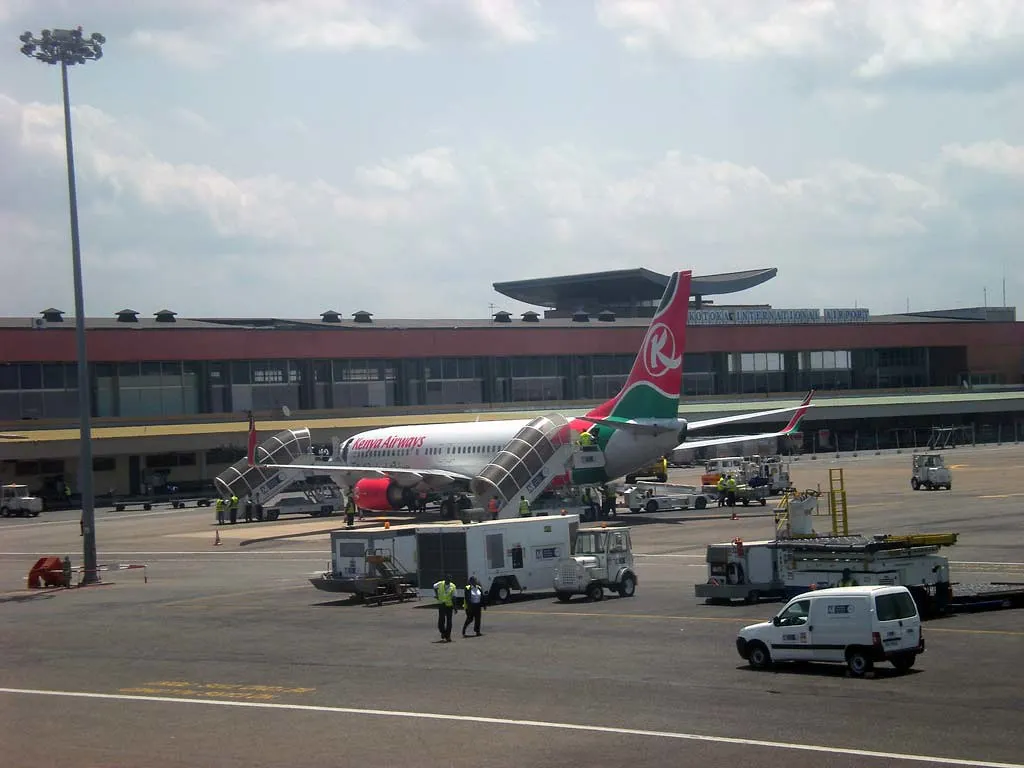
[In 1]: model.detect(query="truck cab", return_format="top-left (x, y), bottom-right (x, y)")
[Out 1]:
top-left (554, 525), bottom-right (637, 602)
top-left (912, 453), bottom-right (952, 491)
top-left (1, 484), bottom-right (44, 517)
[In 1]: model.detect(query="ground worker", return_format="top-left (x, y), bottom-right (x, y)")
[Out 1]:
top-left (462, 576), bottom-right (484, 637)
top-left (715, 475), bottom-right (727, 507)
top-left (838, 568), bottom-right (859, 587)
top-left (215, 497), bottom-right (225, 525)
top-left (62, 556), bottom-right (73, 588)
top-left (244, 498), bottom-right (253, 523)
top-left (229, 494), bottom-right (239, 524)
top-left (578, 430), bottom-right (594, 448)
top-left (518, 495), bottom-right (530, 517)
top-left (725, 474), bottom-right (738, 507)
top-left (433, 574), bottom-right (457, 642)
top-left (602, 486), bottom-right (616, 518)
top-left (487, 496), bottom-right (500, 520)
top-left (63, 483), bottom-right (72, 508)
top-left (345, 493), bottom-right (356, 527)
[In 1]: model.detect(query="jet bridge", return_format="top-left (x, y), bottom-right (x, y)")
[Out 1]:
top-left (471, 413), bottom-right (576, 518)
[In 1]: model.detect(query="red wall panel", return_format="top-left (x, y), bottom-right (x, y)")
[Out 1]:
top-left (1, 322), bottom-right (1022, 363)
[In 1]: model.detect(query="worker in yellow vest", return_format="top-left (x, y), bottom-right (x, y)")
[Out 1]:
top-left (715, 476), bottom-right (727, 507)
top-left (725, 475), bottom-right (738, 507)
top-left (433, 574), bottom-right (458, 642)
top-left (578, 430), bottom-right (594, 449)
top-left (518, 496), bottom-right (531, 517)
top-left (215, 497), bottom-right (225, 524)
top-left (229, 494), bottom-right (239, 524)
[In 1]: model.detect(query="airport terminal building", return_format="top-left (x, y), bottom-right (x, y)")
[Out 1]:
top-left (1, 267), bottom-right (1022, 499)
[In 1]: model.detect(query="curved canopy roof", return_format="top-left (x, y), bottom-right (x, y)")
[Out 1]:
top-left (493, 267), bottom-right (777, 309)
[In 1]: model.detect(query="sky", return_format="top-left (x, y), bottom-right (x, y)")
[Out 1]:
top-left (0, 0), bottom-right (1022, 321)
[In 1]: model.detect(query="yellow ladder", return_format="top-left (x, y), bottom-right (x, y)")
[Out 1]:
top-left (827, 468), bottom-right (849, 536)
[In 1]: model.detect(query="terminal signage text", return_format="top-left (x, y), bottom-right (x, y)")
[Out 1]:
top-left (687, 308), bottom-right (869, 326)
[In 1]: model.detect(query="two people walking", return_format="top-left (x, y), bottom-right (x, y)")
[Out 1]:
top-left (433, 575), bottom-right (486, 642)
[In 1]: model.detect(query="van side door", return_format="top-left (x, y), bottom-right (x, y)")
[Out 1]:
top-left (809, 597), bottom-right (862, 662)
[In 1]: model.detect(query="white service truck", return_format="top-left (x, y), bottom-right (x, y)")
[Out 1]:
top-left (554, 524), bottom-right (638, 601)
top-left (415, 514), bottom-right (579, 604)
top-left (911, 453), bottom-right (952, 491)
top-left (1, 484), bottom-right (43, 517)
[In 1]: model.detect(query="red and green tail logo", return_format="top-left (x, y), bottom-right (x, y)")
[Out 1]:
top-left (586, 270), bottom-right (692, 422)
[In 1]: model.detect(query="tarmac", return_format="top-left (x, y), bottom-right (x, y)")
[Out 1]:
top-left (1, 445), bottom-right (1023, 768)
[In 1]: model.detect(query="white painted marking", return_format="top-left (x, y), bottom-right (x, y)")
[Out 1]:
top-left (0, 687), bottom-right (1019, 768)
top-left (633, 553), bottom-right (704, 559)
top-left (952, 561), bottom-right (1024, 567)
top-left (0, 551), bottom-right (328, 556)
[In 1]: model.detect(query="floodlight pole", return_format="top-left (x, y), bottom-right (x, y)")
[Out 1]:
top-left (20, 28), bottom-right (105, 584)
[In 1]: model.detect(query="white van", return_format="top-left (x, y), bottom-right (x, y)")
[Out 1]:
top-left (735, 585), bottom-right (924, 676)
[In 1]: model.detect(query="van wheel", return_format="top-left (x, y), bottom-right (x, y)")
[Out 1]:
top-left (555, 591), bottom-right (572, 603)
top-left (645, 499), bottom-right (658, 514)
top-left (846, 648), bottom-right (873, 677)
top-left (747, 642), bottom-right (771, 670)
top-left (493, 583), bottom-right (512, 604)
top-left (695, 496), bottom-right (707, 510)
top-left (911, 478), bottom-right (920, 490)
top-left (586, 583), bottom-right (604, 602)
top-left (892, 653), bottom-right (916, 673)
top-left (618, 574), bottom-right (636, 598)
top-left (745, 590), bottom-right (761, 604)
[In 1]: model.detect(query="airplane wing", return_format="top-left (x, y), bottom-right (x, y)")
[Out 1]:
top-left (263, 463), bottom-right (473, 489)
top-left (674, 390), bottom-right (813, 452)
top-left (685, 390), bottom-right (815, 432)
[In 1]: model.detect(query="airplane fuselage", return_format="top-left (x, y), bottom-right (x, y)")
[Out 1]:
top-left (340, 416), bottom-right (682, 486)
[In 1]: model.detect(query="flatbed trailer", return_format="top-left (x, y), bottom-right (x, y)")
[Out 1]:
top-left (948, 582), bottom-right (1024, 612)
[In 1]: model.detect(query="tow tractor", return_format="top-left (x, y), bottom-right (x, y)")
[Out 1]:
top-left (624, 482), bottom-right (710, 513)
top-left (554, 523), bottom-right (638, 602)
top-left (1, 484), bottom-right (43, 517)
top-left (911, 453), bottom-right (952, 491)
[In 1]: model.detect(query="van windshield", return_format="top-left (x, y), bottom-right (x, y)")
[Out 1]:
top-left (875, 591), bottom-right (917, 621)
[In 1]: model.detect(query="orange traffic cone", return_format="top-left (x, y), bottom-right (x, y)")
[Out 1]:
top-left (214, 529), bottom-right (222, 546)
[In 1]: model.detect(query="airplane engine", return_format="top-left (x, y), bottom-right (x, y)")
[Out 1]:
top-left (353, 477), bottom-right (415, 511)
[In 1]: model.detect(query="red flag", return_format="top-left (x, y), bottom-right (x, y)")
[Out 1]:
top-left (247, 411), bottom-right (257, 467)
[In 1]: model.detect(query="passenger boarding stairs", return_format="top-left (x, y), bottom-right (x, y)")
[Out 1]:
top-left (362, 548), bottom-right (418, 605)
top-left (470, 413), bottom-right (580, 519)
top-left (214, 427), bottom-right (331, 504)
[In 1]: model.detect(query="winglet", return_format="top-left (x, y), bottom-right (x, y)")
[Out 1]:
top-left (782, 389), bottom-right (815, 433)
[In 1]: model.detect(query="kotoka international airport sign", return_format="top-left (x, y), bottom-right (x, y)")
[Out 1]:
top-left (687, 308), bottom-right (869, 325)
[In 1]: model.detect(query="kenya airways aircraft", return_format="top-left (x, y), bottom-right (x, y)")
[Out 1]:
top-left (272, 270), bottom-right (813, 512)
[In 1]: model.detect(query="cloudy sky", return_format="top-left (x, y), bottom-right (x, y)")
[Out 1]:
top-left (1, 0), bottom-right (1022, 320)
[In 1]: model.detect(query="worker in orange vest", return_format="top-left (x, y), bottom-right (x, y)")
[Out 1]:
top-left (487, 497), bottom-right (500, 520)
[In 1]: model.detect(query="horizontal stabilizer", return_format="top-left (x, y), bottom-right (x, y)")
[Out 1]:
top-left (576, 416), bottom-right (682, 437)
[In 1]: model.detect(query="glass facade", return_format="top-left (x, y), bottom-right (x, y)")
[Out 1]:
top-left (0, 345), bottom-right (978, 422)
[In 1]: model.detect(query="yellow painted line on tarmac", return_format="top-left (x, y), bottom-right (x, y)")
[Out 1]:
top-left (118, 680), bottom-right (315, 702)
top-left (501, 609), bottom-right (1024, 636)
top-left (159, 585), bottom-right (309, 607)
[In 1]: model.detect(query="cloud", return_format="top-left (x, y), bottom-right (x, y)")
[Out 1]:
top-left (0, 88), bottom-right (1017, 319)
top-left (105, 0), bottom-right (545, 67)
top-left (941, 140), bottom-right (1024, 177)
top-left (595, 0), bottom-right (1024, 87)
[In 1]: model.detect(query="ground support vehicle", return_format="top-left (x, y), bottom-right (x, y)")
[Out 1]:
top-left (553, 524), bottom-right (637, 601)
top-left (700, 455), bottom-right (794, 497)
top-left (911, 453), bottom-right (952, 491)
top-left (736, 585), bottom-right (925, 676)
top-left (415, 514), bottom-right (579, 604)
top-left (1, 484), bottom-right (43, 517)
top-left (311, 525), bottom-right (421, 604)
top-left (624, 482), bottom-right (710, 513)
top-left (624, 456), bottom-right (668, 483)
top-left (695, 533), bottom-right (960, 617)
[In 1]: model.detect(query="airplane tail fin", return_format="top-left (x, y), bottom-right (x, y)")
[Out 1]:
top-left (586, 270), bottom-right (692, 422)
